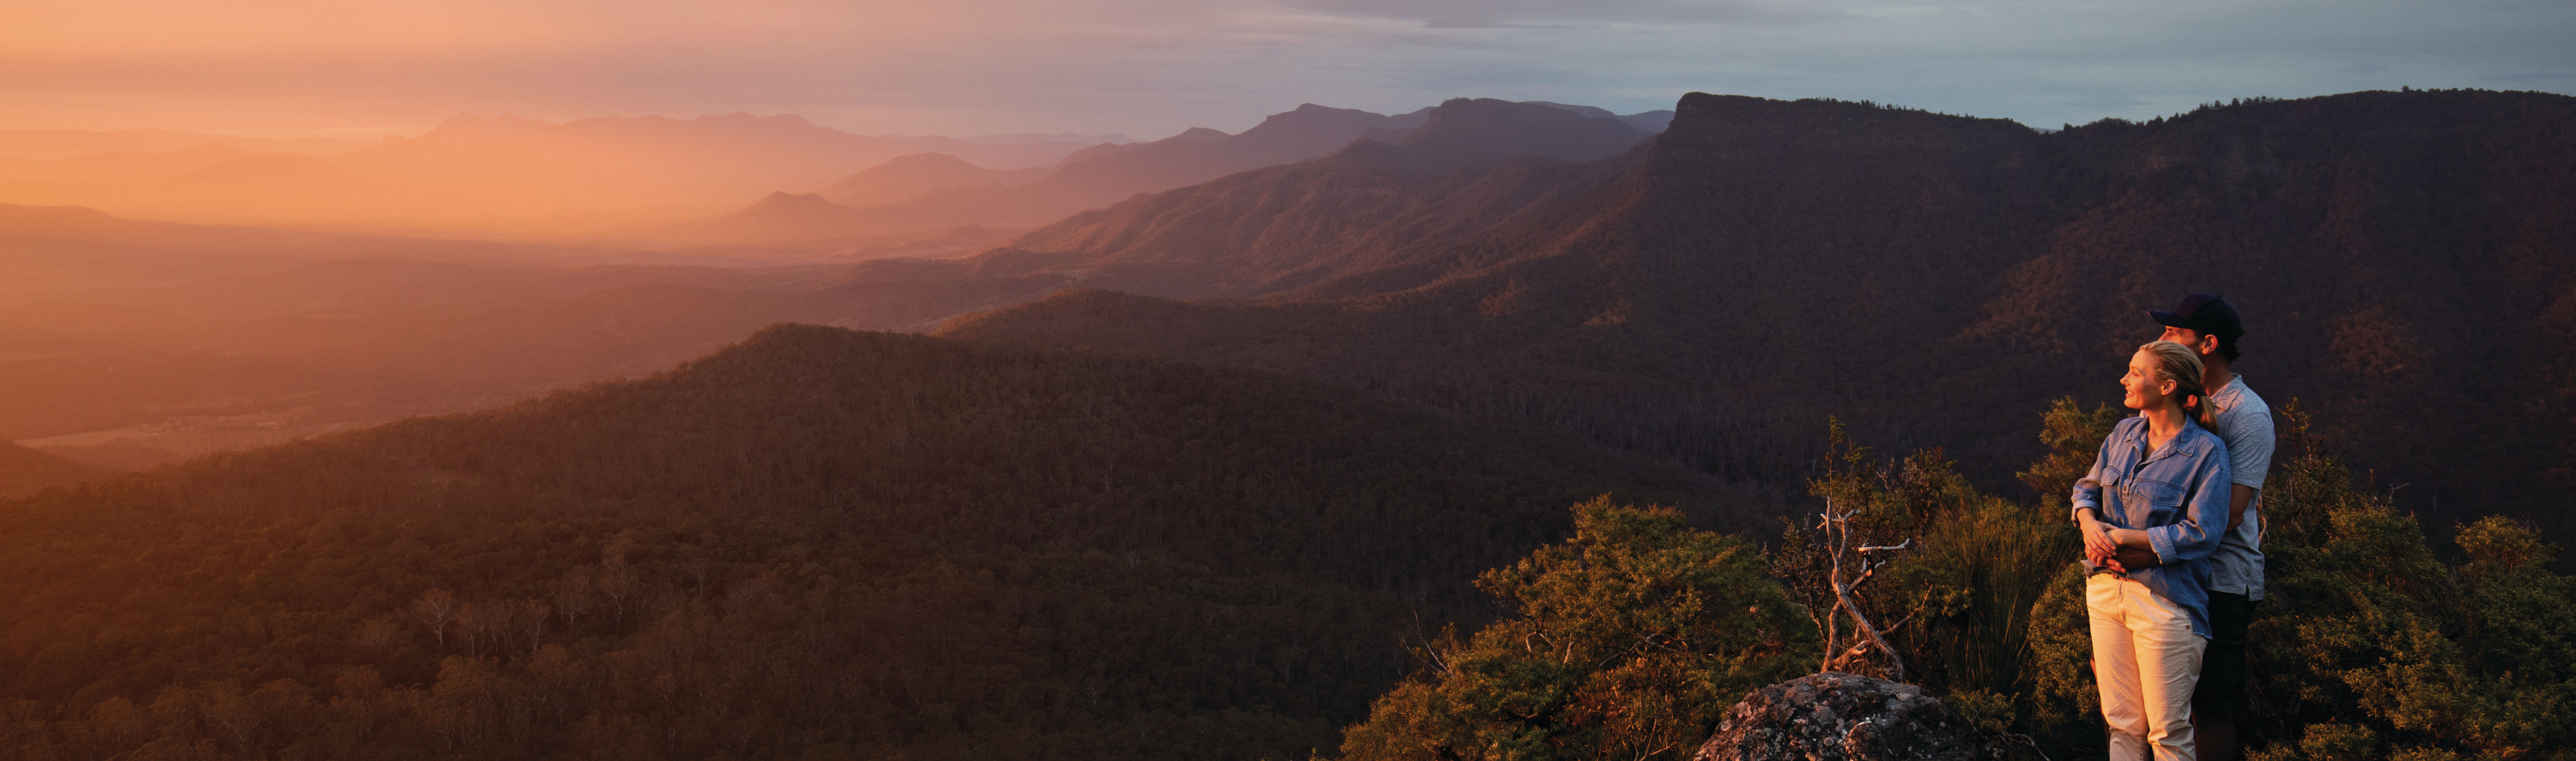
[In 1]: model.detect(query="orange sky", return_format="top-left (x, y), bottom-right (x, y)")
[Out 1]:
top-left (3, 0), bottom-right (2569, 139)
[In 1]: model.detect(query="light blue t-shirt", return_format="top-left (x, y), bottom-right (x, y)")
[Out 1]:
top-left (2206, 375), bottom-right (2274, 600)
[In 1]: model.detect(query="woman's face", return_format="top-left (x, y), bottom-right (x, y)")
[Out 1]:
top-left (2121, 350), bottom-right (2175, 411)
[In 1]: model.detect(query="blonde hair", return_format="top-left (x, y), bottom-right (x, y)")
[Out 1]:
top-left (2139, 340), bottom-right (2211, 426)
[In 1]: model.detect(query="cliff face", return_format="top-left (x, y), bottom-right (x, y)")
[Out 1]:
top-left (948, 89), bottom-right (2576, 533)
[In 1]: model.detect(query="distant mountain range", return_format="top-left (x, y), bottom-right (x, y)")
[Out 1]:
top-left (675, 98), bottom-right (1658, 303)
top-left (663, 100), bottom-right (1673, 245)
top-left (0, 102), bottom-right (1666, 238)
top-left (0, 202), bottom-right (843, 463)
top-left (816, 152), bottom-right (1050, 208)
top-left (0, 114), bottom-right (1110, 232)
top-left (936, 89), bottom-right (2576, 539)
top-left (0, 99), bottom-right (1673, 469)
top-left (0, 128), bottom-right (373, 161)
top-left (965, 97), bottom-right (1657, 297)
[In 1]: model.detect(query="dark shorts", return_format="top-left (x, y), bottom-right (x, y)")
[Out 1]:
top-left (2194, 591), bottom-right (2255, 718)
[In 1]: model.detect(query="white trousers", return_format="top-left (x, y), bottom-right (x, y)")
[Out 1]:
top-left (2087, 573), bottom-right (2208, 761)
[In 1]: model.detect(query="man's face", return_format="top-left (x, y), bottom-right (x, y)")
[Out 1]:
top-left (2158, 326), bottom-right (2213, 357)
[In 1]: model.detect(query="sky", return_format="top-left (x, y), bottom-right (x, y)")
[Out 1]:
top-left (3, 0), bottom-right (2570, 140)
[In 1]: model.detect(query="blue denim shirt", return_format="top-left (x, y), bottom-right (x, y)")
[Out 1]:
top-left (2072, 415), bottom-right (2233, 638)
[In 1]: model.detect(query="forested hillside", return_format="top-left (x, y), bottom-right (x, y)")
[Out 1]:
top-left (0, 440), bottom-right (100, 498)
top-left (945, 89), bottom-right (2576, 536)
top-left (0, 325), bottom-right (1755, 760)
top-left (980, 98), bottom-right (1654, 299)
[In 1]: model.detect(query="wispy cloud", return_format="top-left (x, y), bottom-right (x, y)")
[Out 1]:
top-left (0, 0), bottom-right (2566, 138)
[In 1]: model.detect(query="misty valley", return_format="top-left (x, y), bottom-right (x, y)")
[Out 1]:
top-left (5, 89), bottom-right (2576, 761)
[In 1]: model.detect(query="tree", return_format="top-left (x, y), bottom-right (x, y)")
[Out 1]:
top-left (1802, 503), bottom-right (1916, 680)
top-left (413, 590), bottom-right (457, 653)
top-left (1778, 418), bottom-right (2077, 738)
top-left (1338, 496), bottom-right (1809, 761)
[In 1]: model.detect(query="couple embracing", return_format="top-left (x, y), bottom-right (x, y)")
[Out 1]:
top-left (2072, 294), bottom-right (2274, 761)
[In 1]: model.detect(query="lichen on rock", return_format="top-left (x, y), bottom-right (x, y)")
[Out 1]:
top-left (1694, 672), bottom-right (1998, 761)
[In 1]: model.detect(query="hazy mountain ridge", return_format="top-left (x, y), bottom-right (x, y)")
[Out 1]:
top-left (0, 204), bottom-right (864, 456)
top-left (716, 104), bottom-right (1440, 241)
top-left (0, 113), bottom-right (1102, 232)
top-left (944, 89), bottom-right (2576, 536)
top-left (0, 440), bottom-right (101, 498)
top-left (814, 152), bottom-right (1049, 208)
top-left (956, 98), bottom-right (1659, 298)
top-left (0, 129), bottom-right (373, 161)
top-left (735, 98), bottom-right (1658, 301)
top-left (0, 143), bottom-right (255, 184)
top-left (0, 201), bottom-right (1102, 464)
top-left (1520, 101), bottom-right (1676, 132)
top-left (654, 191), bottom-right (897, 245)
top-left (683, 99), bottom-right (1662, 246)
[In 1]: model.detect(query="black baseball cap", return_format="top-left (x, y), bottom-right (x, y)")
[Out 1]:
top-left (2149, 293), bottom-right (2243, 339)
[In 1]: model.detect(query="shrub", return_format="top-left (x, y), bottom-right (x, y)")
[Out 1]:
top-left (1337, 497), bottom-right (1809, 761)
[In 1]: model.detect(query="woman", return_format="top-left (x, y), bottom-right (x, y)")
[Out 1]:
top-left (2074, 340), bottom-right (2232, 761)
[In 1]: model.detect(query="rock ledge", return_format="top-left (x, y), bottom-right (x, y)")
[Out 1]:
top-left (1692, 671), bottom-right (1992, 761)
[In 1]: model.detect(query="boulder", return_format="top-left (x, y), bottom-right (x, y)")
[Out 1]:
top-left (1693, 672), bottom-right (1994, 761)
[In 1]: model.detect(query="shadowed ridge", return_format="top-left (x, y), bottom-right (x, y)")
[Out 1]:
top-left (945, 89), bottom-right (2576, 539)
top-left (1396, 98), bottom-right (1653, 169)
top-left (964, 99), bottom-right (1659, 299)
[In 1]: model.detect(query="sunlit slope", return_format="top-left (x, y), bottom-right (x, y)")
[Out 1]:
top-left (0, 204), bottom-right (1061, 463)
top-left (980, 97), bottom-right (1655, 298)
top-left (0, 129), bottom-right (371, 162)
top-left (0, 114), bottom-right (1099, 232)
top-left (945, 89), bottom-right (2576, 536)
top-left (807, 99), bottom-right (1658, 300)
top-left (817, 152), bottom-right (1050, 208)
top-left (0, 324), bottom-right (1751, 760)
top-left (667, 104), bottom-right (1439, 243)
top-left (677, 100), bottom-right (1668, 246)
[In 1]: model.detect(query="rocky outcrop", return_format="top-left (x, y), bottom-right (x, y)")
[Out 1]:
top-left (1693, 672), bottom-right (1994, 761)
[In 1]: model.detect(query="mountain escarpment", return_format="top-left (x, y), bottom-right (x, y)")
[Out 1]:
top-left (947, 89), bottom-right (2576, 535)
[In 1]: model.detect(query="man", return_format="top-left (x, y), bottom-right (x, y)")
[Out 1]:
top-left (2111, 293), bottom-right (2272, 761)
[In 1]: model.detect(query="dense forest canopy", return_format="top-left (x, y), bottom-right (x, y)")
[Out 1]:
top-left (0, 325), bottom-right (1755, 760)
